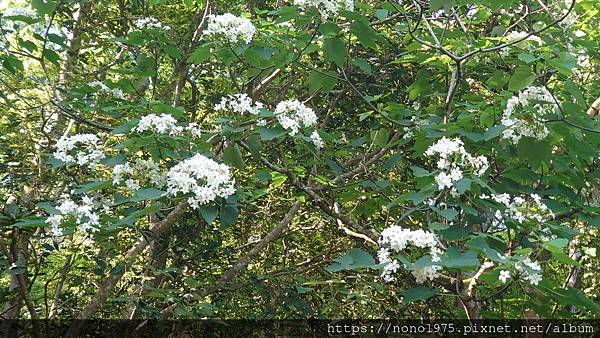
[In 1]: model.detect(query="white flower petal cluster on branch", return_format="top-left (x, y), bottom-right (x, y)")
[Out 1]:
top-left (132, 114), bottom-right (201, 137)
top-left (274, 99), bottom-right (317, 136)
top-left (214, 93), bottom-right (264, 115)
top-left (515, 257), bottom-right (543, 285)
top-left (498, 31), bottom-right (544, 57)
top-left (499, 270), bottom-right (511, 283)
top-left (112, 159), bottom-right (165, 191)
top-left (500, 86), bottom-right (557, 144)
top-left (45, 195), bottom-right (102, 236)
top-left (310, 130), bottom-right (324, 150)
top-left (54, 133), bottom-right (105, 166)
top-left (480, 193), bottom-right (554, 229)
top-left (88, 81), bottom-right (125, 99)
top-left (377, 226), bottom-right (443, 283)
top-left (166, 154), bottom-right (235, 209)
top-left (294, 0), bottom-right (354, 20)
top-left (2, 7), bottom-right (38, 19)
top-left (425, 137), bottom-right (489, 194)
top-left (204, 13), bottom-right (255, 44)
top-left (134, 17), bottom-right (170, 30)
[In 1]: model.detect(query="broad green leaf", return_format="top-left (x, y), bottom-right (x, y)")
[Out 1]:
top-left (220, 203), bottom-right (238, 228)
top-left (74, 181), bottom-right (111, 194)
top-left (32, 0), bottom-right (55, 15)
top-left (258, 126), bottom-right (287, 140)
top-left (508, 66), bottom-right (536, 91)
top-left (402, 286), bottom-right (439, 304)
top-left (199, 205), bottom-right (218, 224)
top-left (323, 36), bottom-right (347, 67)
top-left (517, 137), bottom-right (551, 169)
top-left (350, 20), bottom-right (378, 49)
top-left (223, 143), bottom-right (245, 170)
top-left (14, 217), bottom-right (48, 228)
top-left (326, 248), bottom-right (376, 272)
top-left (130, 188), bottom-right (165, 202)
top-left (411, 166), bottom-right (430, 177)
top-left (352, 58), bottom-right (372, 74)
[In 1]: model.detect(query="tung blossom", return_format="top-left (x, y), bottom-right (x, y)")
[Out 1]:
top-left (166, 154), bottom-right (235, 209)
top-left (294, 0), bottom-right (354, 20)
top-left (274, 99), bottom-right (317, 136)
top-left (377, 226), bottom-right (443, 283)
top-left (53, 133), bottom-right (105, 166)
top-left (499, 86), bottom-right (558, 144)
top-left (204, 13), bottom-right (255, 44)
top-left (425, 137), bottom-right (489, 194)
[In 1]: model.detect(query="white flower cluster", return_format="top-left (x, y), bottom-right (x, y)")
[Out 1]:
top-left (88, 81), bottom-right (125, 99)
top-left (310, 130), bottom-right (324, 150)
top-left (134, 17), bottom-right (170, 30)
top-left (214, 93), bottom-right (264, 115)
top-left (45, 196), bottom-right (102, 236)
top-left (515, 257), bottom-right (543, 285)
top-left (204, 13), bottom-right (255, 44)
top-left (499, 31), bottom-right (543, 57)
top-left (274, 99), bottom-right (318, 136)
top-left (166, 154), bottom-right (235, 209)
top-left (425, 137), bottom-right (489, 194)
top-left (377, 226), bottom-right (443, 283)
top-left (294, 0), bottom-right (354, 20)
top-left (500, 86), bottom-right (557, 144)
top-left (132, 114), bottom-right (202, 138)
top-left (54, 134), bottom-right (105, 166)
top-left (112, 159), bottom-right (165, 191)
top-left (2, 7), bottom-right (38, 19)
top-left (481, 193), bottom-right (554, 228)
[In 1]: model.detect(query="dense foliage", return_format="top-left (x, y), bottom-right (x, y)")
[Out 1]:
top-left (1, 0), bottom-right (600, 328)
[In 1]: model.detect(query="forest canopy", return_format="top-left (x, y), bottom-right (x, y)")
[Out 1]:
top-left (1, 0), bottom-right (600, 332)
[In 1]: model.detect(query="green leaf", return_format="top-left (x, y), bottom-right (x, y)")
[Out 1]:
top-left (188, 44), bottom-right (212, 64)
top-left (136, 53), bottom-right (156, 76)
top-left (223, 143), bottom-right (245, 170)
top-left (32, 0), bottom-right (56, 15)
top-left (508, 66), bottom-right (536, 91)
top-left (455, 178), bottom-right (472, 194)
top-left (14, 217), bottom-right (48, 228)
top-left (245, 134), bottom-right (263, 160)
top-left (375, 8), bottom-right (389, 21)
top-left (326, 248), bottom-right (376, 272)
top-left (199, 205), bottom-right (218, 224)
top-left (350, 20), bottom-right (379, 49)
top-left (402, 286), bottom-right (439, 304)
top-left (307, 70), bottom-right (338, 93)
top-left (323, 37), bottom-right (347, 67)
top-left (383, 153), bottom-right (402, 171)
top-left (483, 125), bottom-right (505, 141)
top-left (325, 158), bottom-right (343, 176)
top-left (549, 52), bottom-right (577, 75)
top-left (74, 181), bottom-right (111, 194)
top-left (319, 22), bottom-right (341, 36)
top-left (411, 166), bottom-right (430, 177)
top-left (372, 128), bottom-right (389, 147)
top-left (220, 203), bottom-right (238, 228)
top-left (467, 236), bottom-right (504, 262)
top-left (517, 137), bottom-right (551, 169)
top-left (352, 58), bottom-right (372, 74)
top-left (431, 206), bottom-right (458, 221)
top-left (258, 126), bottom-right (287, 141)
top-left (517, 53), bottom-right (539, 64)
top-left (440, 247), bottom-right (480, 268)
top-left (429, 222), bottom-right (449, 231)
top-left (36, 202), bottom-right (60, 215)
top-left (130, 188), bottom-right (165, 202)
